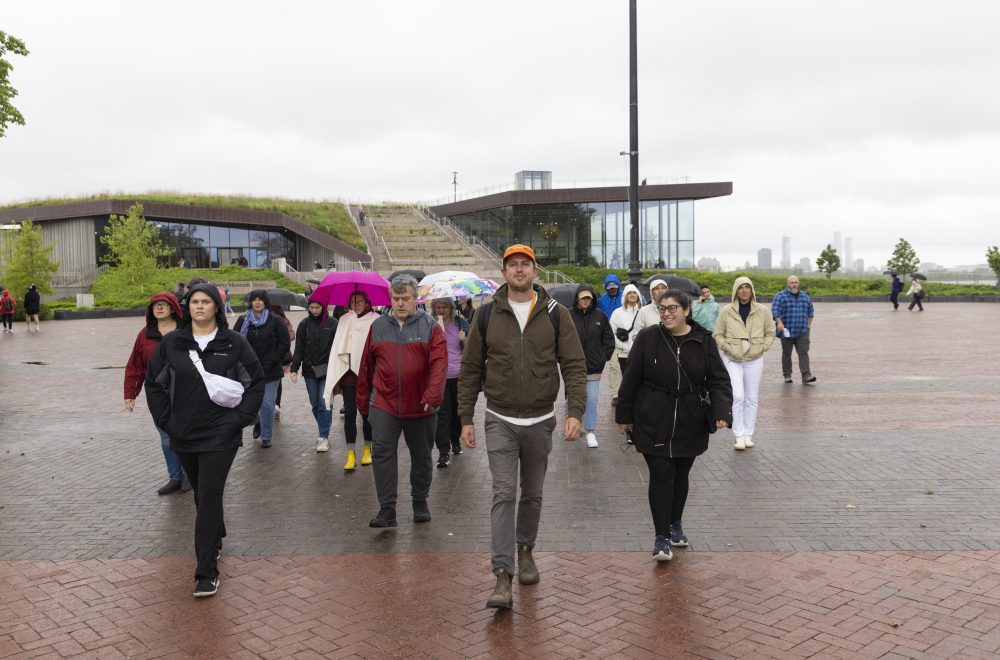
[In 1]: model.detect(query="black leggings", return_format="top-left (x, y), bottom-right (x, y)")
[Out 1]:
top-left (175, 448), bottom-right (238, 579)
top-left (642, 454), bottom-right (697, 537)
top-left (341, 383), bottom-right (373, 445)
top-left (1, 315), bottom-right (12, 330)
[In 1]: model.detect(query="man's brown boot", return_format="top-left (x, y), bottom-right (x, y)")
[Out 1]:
top-left (486, 569), bottom-right (513, 609)
top-left (517, 545), bottom-right (540, 585)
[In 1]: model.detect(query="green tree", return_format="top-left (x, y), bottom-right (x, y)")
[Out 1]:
top-left (987, 246), bottom-right (1000, 286)
top-left (0, 31), bottom-right (30, 138)
top-left (100, 203), bottom-right (172, 292)
top-left (0, 220), bottom-right (59, 295)
top-left (886, 237), bottom-right (920, 275)
top-left (815, 244), bottom-right (841, 280)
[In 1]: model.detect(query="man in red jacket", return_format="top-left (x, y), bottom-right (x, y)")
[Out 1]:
top-left (357, 276), bottom-right (448, 528)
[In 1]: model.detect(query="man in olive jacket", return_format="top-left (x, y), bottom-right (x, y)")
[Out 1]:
top-left (458, 244), bottom-right (587, 610)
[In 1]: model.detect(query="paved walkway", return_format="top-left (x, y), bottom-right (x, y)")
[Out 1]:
top-left (1, 303), bottom-right (1000, 658)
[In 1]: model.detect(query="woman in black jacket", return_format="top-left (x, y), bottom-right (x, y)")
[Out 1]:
top-left (290, 298), bottom-right (337, 452)
top-left (146, 284), bottom-right (264, 597)
top-left (233, 290), bottom-right (290, 448)
top-left (569, 284), bottom-right (615, 448)
top-left (615, 290), bottom-right (733, 562)
top-left (23, 284), bottom-right (41, 332)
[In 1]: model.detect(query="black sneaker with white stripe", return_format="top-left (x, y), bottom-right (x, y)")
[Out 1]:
top-left (193, 576), bottom-right (219, 597)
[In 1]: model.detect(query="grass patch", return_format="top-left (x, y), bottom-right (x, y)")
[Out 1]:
top-left (2, 192), bottom-right (366, 251)
top-left (549, 266), bottom-right (999, 297)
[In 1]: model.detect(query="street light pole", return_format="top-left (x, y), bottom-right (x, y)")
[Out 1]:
top-left (627, 0), bottom-right (642, 283)
top-left (452, 171), bottom-right (458, 202)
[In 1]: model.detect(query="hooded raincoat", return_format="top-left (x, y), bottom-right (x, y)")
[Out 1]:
top-left (713, 277), bottom-right (775, 362)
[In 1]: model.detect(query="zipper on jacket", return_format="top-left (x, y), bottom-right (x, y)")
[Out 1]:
top-left (396, 321), bottom-right (404, 417)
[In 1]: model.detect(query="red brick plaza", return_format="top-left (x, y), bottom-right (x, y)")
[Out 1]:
top-left (2, 302), bottom-right (1000, 658)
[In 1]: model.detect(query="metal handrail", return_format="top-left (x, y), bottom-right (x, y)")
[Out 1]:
top-left (366, 212), bottom-right (395, 269)
top-left (416, 206), bottom-right (573, 285)
top-left (52, 263), bottom-right (109, 287)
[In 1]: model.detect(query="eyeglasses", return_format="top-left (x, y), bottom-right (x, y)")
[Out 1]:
top-left (152, 302), bottom-right (170, 309)
top-left (657, 304), bottom-right (681, 314)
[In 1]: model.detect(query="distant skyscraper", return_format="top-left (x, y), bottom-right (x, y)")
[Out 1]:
top-left (757, 248), bottom-right (772, 269)
top-left (798, 257), bottom-right (811, 272)
top-left (833, 231), bottom-right (843, 259)
top-left (781, 236), bottom-right (791, 269)
top-left (844, 237), bottom-right (854, 271)
top-left (854, 258), bottom-right (865, 272)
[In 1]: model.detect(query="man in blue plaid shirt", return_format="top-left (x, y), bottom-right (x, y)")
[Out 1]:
top-left (771, 276), bottom-right (816, 384)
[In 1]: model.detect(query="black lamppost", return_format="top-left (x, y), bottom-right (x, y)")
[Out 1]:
top-left (626, 0), bottom-right (642, 282)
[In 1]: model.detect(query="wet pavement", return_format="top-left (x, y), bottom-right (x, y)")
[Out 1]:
top-left (2, 303), bottom-right (1000, 658)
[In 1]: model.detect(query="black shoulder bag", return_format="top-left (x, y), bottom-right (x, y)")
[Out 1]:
top-left (615, 309), bottom-right (638, 343)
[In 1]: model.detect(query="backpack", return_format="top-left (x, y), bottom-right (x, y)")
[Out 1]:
top-left (2, 298), bottom-right (13, 312)
top-left (478, 296), bottom-right (562, 361)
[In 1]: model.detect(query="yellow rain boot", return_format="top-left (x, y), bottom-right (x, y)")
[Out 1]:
top-left (344, 449), bottom-right (357, 471)
top-left (361, 444), bottom-right (373, 466)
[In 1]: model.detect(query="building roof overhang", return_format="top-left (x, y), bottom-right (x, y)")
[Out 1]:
top-left (428, 181), bottom-right (732, 217)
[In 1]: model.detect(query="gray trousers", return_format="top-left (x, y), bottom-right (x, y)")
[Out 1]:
top-left (485, 414), bottom-right (556, 575)
top-left (368, 407), bottom-right (436, 508)
top-left (780, 331), bottom-right (812, 379)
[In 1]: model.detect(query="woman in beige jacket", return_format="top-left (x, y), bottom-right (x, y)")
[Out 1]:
top-left (713, 276), bottom-right (775, 450)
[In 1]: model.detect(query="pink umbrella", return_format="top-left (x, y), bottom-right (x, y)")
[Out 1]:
top-left (310, 270), bottom-right (392, 307)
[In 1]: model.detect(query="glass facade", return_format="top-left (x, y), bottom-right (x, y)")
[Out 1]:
top-left (449, 199), bottom-right (695, 268)
top-left (94, 219), bottom-right (297, 269)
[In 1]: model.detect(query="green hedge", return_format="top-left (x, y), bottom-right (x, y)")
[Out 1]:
top-left (10, 303), bottom-right (55, 321)
top-left (548, 266), bottom-right (998, 297)
top-left (89, 265), bottom-right (303, 308)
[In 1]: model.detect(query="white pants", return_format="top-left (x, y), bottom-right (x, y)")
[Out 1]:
top-left (722, 355), bottom-right (764, 438)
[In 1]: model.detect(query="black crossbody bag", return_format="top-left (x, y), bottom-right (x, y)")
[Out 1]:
top-left (657, 326), bottom-right (717, 434)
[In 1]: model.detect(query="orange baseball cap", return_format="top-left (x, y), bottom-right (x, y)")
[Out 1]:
top-left (502, 243), bottom-right (535, 264)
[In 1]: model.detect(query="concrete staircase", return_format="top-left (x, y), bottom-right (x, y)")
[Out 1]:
top-left (366, 207), bottom-right (502, 281)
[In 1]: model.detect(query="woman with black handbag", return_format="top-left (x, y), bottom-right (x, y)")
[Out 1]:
top-left (290, 298), bottom-right (338, 452)
top-left (608, 283), bottom-right (643, 406)
top-left (615, 290), bottom-right (733, 561)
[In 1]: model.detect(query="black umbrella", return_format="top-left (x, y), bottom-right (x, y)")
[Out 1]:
top-left (263, 287), bottom-right (309, 308)
top-left (547, 283), bottom-right (579, 308)
top-left (389, 269), bottom-right (427, 282)
top-left (910, 273), bottom-right (927, 280)
top-left (642, 274), bottom-right (701, 296)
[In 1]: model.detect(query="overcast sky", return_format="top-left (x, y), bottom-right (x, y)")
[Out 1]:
top-left (3, 1), bottom-right (998, 268)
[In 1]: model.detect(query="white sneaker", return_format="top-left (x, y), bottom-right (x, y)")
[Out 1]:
top-left (734, 436), bottom-right (746, 450)
top-left (273, 405), bottom-right (281, 420)
top-left (316, 437), bottom-right (329, 452)
top-left (743, 436), bottom-right (754, 448)
top-left (586, 432), bottom-right (598, 448)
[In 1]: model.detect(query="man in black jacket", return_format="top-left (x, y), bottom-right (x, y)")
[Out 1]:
top-left (233, 290), bottom-right (291, 448)
top-left (569, 284), bottom-right (615, 448)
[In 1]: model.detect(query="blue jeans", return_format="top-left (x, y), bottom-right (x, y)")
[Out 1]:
top-left (584, 379), bottom-right (600, 431)
top-left (157, 425), bottom-right (185, 481)
top-left (304, 376), bottom-right (333, 439)
top-left (255, 379), bottom-right (280, 441)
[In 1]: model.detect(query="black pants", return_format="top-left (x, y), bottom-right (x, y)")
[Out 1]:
top-left (276, 381), bottom-right (283, 407)
top-left (341, 383), bottom-right (372, 445)
top-left (890, 291), bottom-right (900, 309)
top-left (434, 378), bottom-right (461, 455)
top-left (908, 296), bottom-right (924, 311)
top-left (1, 315), bottom-right (11, 330)
top-left (368, 408), bottom-right (436, 507)
top-left (642, 454), bottom-right (696, 537)
top-left (175, 448), bottom-right (238, 579)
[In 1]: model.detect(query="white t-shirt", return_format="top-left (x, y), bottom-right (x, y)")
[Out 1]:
top-left (193, 328), bottom-right (218, 351)
top-left (508, 295), bottom-right (534, 332)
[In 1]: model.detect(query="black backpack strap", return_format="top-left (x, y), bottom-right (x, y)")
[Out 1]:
top-left (479, 296), bottom-right (561, 363)
top-left (546, 297), bottom-right (561, 361)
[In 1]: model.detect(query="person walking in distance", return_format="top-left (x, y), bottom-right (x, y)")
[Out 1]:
top-left (23, 284), bottom-right (41, 332)
top-left (290, 299), bottom-right (338, 452)
top-left (906, 276), bottom-right (925, 311)
top-left (569, 284), bottom-right (615, 448)
top-left (457, 244), bottom-right (587, 610)
top-left (430, 297), bottom-right (470, 466)
top-left (1, 289), bottom-right (16, 333)
top-left (714, 277), bottom-right (775, 450)
top-left (634, 278), bottom-right (668, 333)
top-left (124, 292), bottom-right (190, 495)
top-left (145, 284), bottom-right (265, 597)
top-left (890, 273), bottom-right (903, 310)
top-left (616, 291), bottom-right (732, 560)
top-left (596, 274), bottom-right (624, 408)
top-left (609, 283), bottom-right (643, 405)
top-left (357, 277), bottom-right (448, 528)
top-left (323, 291), bottom-right (380, 470)
top-left (691, 284), bottom-right (720, 333)
top-left (771, 276), bottom-right (817, 384)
